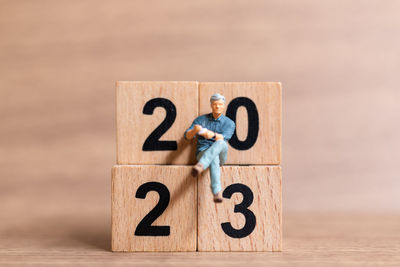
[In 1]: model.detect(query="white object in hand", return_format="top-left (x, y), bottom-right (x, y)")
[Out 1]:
top-left (198, 128), bottom-right (208, 135)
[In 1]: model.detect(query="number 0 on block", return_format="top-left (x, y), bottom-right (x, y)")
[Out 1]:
top-left (199, 82), bottom-right (281, 164)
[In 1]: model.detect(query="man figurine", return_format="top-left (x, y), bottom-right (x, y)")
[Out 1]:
top-left (184, 93), bottom-right (235, 203)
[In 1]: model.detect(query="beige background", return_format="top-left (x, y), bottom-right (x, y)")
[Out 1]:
top-left (1, 0), bottom-right (400, 260)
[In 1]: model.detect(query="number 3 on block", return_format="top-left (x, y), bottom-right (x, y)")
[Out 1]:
top-left (197, 166), bottom-right (282, 251)
top-left (221, 183), bottom-right (256, 239)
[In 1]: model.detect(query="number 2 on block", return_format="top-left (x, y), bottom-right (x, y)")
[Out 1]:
top-left (142, 98), bottom-right (178, 151)
top-left (134, 182), bottom-right (171, 236)
top-left (141, 97), bottom-right (260, 152)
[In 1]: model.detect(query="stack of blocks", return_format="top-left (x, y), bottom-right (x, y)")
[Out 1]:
top-left (112, 81), bottom-right (282, 252)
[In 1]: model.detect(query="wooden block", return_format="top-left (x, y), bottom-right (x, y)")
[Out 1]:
top-left (197, 166), bottom-right (282, 251)
top-left (116, 81), bottom-right (198, 164)
top-left (199, 82), bottom-right (281, 164)
top-left (112, 165), bottom-right (197, 251)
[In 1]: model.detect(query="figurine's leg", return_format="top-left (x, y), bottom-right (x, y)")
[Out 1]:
top-left (192, 140), bottom-right (228, 181)
top-left (218, 141), bottom-right (228, 166)
top-left (195, 150), bottom-right (205, 164)
top-left (209, 156), bottom-right (222, 195)
top-left (192, 150), bottom-right (205, 177)
top-left (197, 140), bottom-right (227, 170)
top-left (196, 149), bottom-right (221, 193)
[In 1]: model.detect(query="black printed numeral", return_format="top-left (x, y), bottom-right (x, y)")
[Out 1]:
top-left (142, 96), bottom-right (259, 151)
top-left (226, 97), bottom-right (259, 150)
top-left (142, 98), bottom-right (178, 151)
top-left (134, 182), bottom-right (170, 236)
top-left (221, 183), bottom-right (256, 238)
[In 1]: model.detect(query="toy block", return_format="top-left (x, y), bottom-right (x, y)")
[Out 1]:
top-left (112, 165), bottom-right (197, 252)
top-left (197, 166), bottom-right (282, 251)
top-left (116, 81), bottom-right (198, 165)
top-left (199, 82), bottom-right (281, 164)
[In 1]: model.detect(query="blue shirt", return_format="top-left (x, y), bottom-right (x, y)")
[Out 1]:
top-left (184, 113), bottom-right (236, 153)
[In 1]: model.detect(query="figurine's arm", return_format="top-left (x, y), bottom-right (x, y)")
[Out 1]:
top-left (198, 130), bottom-right (224, 140)
top-left (198, 130), bottom-right (213, 139)
top-left (185, 125), bottom-right (202, 140)
top-left (215, 133), bottom-right (224, 140)
top-left (220, 120), bottom-right (236, 141)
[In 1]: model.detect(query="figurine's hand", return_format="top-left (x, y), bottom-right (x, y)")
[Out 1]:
top-left (185, 125), bottom-right (202, 140)
top-left (215, 133), bottom-right (224, 141)
top-left (198, 127), bottom-right (208, 134)
top-left (193, 125), bottom-right (202, 133)
top-left (202, 130), bottom-right (215, 139)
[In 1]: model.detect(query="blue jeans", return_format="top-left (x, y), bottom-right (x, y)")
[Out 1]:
top-left (196, 140), bottom-right (228, 194)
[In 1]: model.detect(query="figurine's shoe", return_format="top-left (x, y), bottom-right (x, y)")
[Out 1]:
top-left (191, 163), bottom-right (204, 177)
top-left (213, 192), bottom-right (223, 203)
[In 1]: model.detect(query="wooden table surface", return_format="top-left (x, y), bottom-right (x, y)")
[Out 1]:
top-left (1, 213), bottom-right (399, 266)
top-left (1, 1), bottom-right (400, 266)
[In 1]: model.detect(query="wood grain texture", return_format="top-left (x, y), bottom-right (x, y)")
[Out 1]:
top-left (199, 82), bottom-right (281, 165)
top-left (198, 166), bottom-right (282, 251)
top-left (2, 0), bottom-right (400, 217)
top-left (2, 0), bottom-right (400, 264)
top-left (4, 213), bottom-right (399, 266)
top-left (112, 165), bottom-right (197, 251)
top-left (116, 81), bottom-right (198, 165)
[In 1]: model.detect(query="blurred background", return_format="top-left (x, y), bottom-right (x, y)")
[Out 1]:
top-left (1, 0), bottom-right (400, 241)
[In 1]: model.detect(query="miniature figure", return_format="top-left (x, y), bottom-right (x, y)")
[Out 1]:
top-left (184, 93), bottom-right (236, 203)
